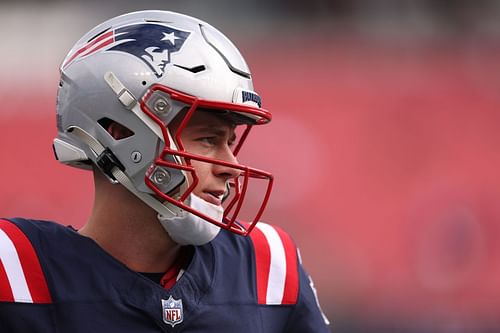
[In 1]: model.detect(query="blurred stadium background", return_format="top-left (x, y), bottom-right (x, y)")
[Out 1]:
top-left (1, 0), bottom-right (500, 332)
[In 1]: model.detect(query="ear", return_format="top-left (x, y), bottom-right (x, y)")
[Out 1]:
top-left (107, 121), bottom-right (134, 140)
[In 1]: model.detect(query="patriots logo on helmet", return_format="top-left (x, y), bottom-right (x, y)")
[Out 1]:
top-left (63, 23), bottom-right (190, 78)
top-left (110, 24), bottom-right (190, 78)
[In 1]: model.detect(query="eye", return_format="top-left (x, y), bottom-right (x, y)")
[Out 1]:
top-left (196, 136), bottom-right (217, 146)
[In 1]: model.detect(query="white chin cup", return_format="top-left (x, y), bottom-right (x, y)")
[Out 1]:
top-left (157, 194), bottom-right (222, 245)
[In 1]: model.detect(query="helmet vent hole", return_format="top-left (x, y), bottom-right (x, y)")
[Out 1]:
top-left (174, 64), bottom-right (206, 73)
top-left (98, 117), bottom-right (135, 140)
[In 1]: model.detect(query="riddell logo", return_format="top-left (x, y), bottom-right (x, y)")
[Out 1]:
top-left (63, 23), bottom-right (191, 78)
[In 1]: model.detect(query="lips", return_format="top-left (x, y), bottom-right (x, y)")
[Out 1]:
top-left (201, 190), bottom-right (225, 206)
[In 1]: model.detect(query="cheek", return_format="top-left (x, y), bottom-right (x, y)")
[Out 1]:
top-left (188, 160), bottom-right (211, 189)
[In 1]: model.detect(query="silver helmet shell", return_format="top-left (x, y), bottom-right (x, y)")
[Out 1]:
top-left (54, 10), bottom-right (272, 235)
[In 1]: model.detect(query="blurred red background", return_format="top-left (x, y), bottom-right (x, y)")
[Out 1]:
top-left (2, 10), bottom-right (500, 332)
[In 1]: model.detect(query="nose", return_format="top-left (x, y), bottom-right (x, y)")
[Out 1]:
top-left (213, 146), bottom-right (241, 180)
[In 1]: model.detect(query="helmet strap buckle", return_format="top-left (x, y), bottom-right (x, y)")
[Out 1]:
top-left (96, 148), bottom-right (125, 182)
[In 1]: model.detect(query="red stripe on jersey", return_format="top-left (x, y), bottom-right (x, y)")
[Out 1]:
top-left (0, 260), bottom-right (14, 302)
top-left (248, 225), bottom-right (271, 304)
top-left (0, 220), bottom-right (52, 303)
top-left (274, 226), bottom-right (299, 305)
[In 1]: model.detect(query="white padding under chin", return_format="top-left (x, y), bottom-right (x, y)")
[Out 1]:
top-left (157, 194), bottom-right (222, 246)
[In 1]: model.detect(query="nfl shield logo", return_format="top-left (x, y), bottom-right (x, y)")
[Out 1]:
top-left (162, 296), bottom-right (184, 327)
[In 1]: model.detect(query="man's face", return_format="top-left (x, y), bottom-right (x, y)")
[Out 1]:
top-left (175, 110), bottom-right (241, 206)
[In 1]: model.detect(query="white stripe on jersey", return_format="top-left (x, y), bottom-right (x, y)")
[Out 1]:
top-left (0, 229), bottom-right (33, 303)
top-left (256, 223), bottom-right (287, 305)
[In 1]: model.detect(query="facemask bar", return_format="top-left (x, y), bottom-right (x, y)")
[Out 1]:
top-left (140, 84), bottom-right (273, 235)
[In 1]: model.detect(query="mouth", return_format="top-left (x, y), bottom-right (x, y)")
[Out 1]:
top-left (201, 190), bottom-right (225, 206)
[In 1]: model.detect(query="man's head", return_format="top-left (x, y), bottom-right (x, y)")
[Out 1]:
top-left (53, 10), bottom-right (273, 239)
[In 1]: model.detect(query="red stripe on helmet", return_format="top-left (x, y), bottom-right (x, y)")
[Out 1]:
top-left (62, 30), bottom-right (114, 69)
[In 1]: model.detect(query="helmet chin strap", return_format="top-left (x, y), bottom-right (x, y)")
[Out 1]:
top-left (68, 126), bottom-right (221, 245)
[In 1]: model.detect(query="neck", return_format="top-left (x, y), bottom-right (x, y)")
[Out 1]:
top-left (79, 171), bottom-right (180, 273)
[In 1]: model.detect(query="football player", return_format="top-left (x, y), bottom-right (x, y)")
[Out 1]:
top-left (0, 10), bottom-right (330, 332)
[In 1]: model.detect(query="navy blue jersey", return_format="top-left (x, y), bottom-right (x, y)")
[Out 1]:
top-left (0, 218), bottom-right (330, 332)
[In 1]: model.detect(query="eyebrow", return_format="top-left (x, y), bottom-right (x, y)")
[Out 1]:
top-left (193, 126), bottom-right (237, 142)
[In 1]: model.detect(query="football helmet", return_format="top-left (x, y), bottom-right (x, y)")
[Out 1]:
top-left (54, 10), bottom-right (273, 237)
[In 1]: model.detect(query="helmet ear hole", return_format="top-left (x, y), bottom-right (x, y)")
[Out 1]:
top-left (98, 117), bottom-right (135, 140)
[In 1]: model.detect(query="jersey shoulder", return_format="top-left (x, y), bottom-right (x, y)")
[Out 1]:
top-left (0, 217), bottom-right (61, 304)
top-left (211, 222), bottom-right (300, 305)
